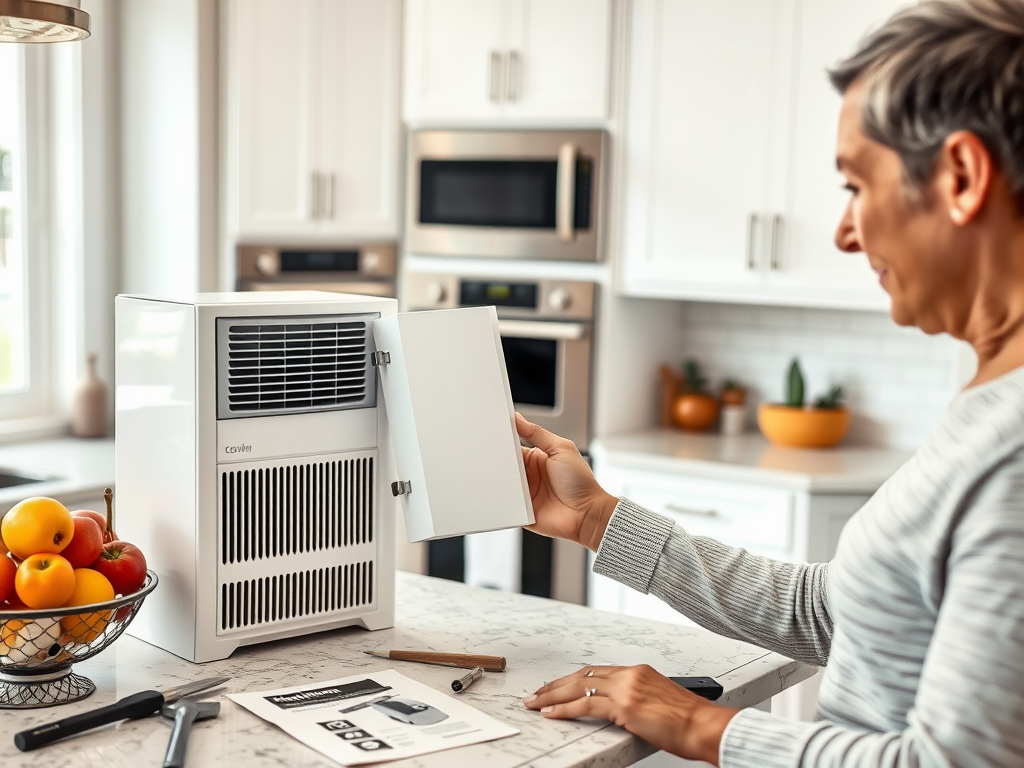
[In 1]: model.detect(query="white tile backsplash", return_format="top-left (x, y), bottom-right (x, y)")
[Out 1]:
top-left (676, 302), bottom-right (965, 449)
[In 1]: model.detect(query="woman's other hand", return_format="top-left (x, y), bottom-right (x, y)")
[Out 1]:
top-left (523, 665), bottom-right (739, 766)
top-left (515, 413), bottom-right (618, 551)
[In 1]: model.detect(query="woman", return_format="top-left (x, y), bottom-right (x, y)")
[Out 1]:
top-left (518, 1), bottom-right (1024, 766)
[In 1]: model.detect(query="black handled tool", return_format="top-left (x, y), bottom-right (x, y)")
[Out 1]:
top-left (13, 675), bottom-right (230, 752)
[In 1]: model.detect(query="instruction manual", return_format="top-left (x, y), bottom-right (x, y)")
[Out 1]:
top-left (227, 668), bottom-right (519, 765)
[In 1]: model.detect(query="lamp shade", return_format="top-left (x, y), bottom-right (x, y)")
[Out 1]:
top-left (0, 0), bottom-right (90, 43)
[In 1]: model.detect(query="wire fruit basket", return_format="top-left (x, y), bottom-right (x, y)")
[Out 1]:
top-left (0, 570), bottom-right (158, 709)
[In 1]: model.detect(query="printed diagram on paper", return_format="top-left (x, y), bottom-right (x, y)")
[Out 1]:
top-left (228, 669), bottom-right (519, 765)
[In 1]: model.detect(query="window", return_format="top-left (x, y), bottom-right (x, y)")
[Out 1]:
top-left (0, 46), bottom-right (25, 394)
top-left (0, 45), bottom-right (56, 428)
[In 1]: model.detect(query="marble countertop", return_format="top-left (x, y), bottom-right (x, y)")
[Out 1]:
top-left (0, 438), bottom-right (114, 514)
top-left (591, 430), bottom-right (912, 493)
top-left (1, 572), bottom-right (814, 768)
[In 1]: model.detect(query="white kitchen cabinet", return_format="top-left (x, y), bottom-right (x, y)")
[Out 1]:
top-left (223, 0), bottom-right (401, 242)
top-left (619, 0), bottom-right (904, 310)
top-left (403, 0), bottom-right (610, 123)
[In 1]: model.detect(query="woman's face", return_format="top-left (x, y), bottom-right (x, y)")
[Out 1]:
top-left (834, 82), bottom-right (971, 334)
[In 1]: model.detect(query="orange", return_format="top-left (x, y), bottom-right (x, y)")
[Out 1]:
top-left (0, 555), bottom-right (14, 603)
top-left (2, 497), bottom-right (74, 560)
top-left (14, 553), bottom-right (76, 609)
top-left (61, 568), bottom-right (115, 643)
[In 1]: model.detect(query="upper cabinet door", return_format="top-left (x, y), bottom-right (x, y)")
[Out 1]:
top-left (371, 306), bottom-right (534, 542)
top-left (229, 0), bottom-right (320, 237)
top-left (765, 0), bottom-right (902, 310)
top-left (502, 0), bottom-right (610, 121)
top-left (224, 0), bottom-right (401, 243)
top-left (403, 0), bottom-right (506, 122)
top-left (319, 0), bottom-right (401, 239)
top-left (619, 0), bottom-right (781, 299)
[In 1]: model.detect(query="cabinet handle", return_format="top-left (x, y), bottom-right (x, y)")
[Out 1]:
top-left (556, 142), bottom-right (578, 242)
top-left (489, 50), bottom-right (502, 102)
top-left (770, 214), bottom-right (782, 270)
top-left (506, 50), bottom-right (519, 102)
top-left (311, 173), bottom-right (320, 220)
top-left (746, 213), bottom-right (758, 270)
top-left (326, 173), bottom-right (335, 219)
top-left (664, 504), bottom-right (719, 518)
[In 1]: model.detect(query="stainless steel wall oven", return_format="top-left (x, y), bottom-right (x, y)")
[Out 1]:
top-left (405, 271), bottom-right (596, 604)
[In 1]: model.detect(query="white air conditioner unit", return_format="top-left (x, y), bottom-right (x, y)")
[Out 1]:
top-left (115, 291), bottom-right (533, 663)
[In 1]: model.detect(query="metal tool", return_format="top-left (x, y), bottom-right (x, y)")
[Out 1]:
top-left (451, 666), bottom-right (484, 693)
top-left (160, 699), bottom-right (221, 768)
top-left (13, 675), bottom-right (231, 752)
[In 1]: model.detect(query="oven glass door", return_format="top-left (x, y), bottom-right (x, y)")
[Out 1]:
top-left (495, 319), bottom-right (591, 450)
top-left (501, 335), bottom-right (558, 408)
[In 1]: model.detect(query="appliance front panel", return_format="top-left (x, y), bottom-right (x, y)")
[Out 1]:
top-left (215, 450), bottom-right (379, 638)
top-left (406, 130), bottom-right (604, 261)
top-left (372, 306), bottom-right (534, 542)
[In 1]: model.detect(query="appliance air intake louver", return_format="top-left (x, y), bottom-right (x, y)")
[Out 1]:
top-left (217, 314), bottom-right (377, 419)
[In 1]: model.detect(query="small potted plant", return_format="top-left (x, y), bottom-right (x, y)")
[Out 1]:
top-left (757, 358), bottom-right (850, 448)
top-left (719, 379), bottom-right (747, 436)
top-left (671, 359), bottom-right (719, 432)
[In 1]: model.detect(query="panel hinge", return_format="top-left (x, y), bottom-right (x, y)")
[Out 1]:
top-left (391, 480), bottom-right (412, 497)
top-left (371, 351), bottom-right (391, 366)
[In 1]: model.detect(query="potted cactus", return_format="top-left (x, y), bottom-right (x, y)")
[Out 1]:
top-left (671, 359), bottom-right (719, 432)
top-left (757, 358), bottom-right (850, 448)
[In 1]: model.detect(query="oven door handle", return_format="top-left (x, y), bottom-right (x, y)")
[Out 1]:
top-left (556, 142), bottom-right (578, 243)
top-left (498, 319), bottom-right (588, 341)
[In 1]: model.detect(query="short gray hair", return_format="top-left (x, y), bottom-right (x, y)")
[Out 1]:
top-left (829, 0), bottom-right (1024, 210)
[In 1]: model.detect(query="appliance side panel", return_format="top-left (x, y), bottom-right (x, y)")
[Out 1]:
top-left (116, 296), bottom-right (199, 661)
top-left (372, 314), bottom-right (435, 541)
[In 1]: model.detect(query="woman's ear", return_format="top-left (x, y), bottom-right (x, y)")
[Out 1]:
top-left (937, 130), bottom-right (993, 226)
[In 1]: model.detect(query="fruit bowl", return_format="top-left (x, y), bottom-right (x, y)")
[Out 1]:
top-left (0, 570), bottom-right (157, 709)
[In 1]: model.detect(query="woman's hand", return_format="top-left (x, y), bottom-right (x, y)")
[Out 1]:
top-left (523, 665), bottom-right (739, 766)
top-left (515, 413), bottom-right (618, 551)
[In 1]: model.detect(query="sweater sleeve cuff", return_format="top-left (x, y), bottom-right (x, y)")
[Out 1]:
top-left (592, 498), bottom-right (676, 595)
top-left (720, 707), bottom-right (823, 768)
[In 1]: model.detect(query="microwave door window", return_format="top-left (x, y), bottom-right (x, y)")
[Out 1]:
top-left (502, 336), bottom-right (558, 408)
top-left (419, 160), bottom-right (557, 229)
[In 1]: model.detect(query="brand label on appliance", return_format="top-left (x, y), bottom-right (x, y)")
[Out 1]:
top-left (224, 444), bottom-right (252, 454)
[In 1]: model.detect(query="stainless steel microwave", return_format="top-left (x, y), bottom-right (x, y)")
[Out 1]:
top-left (405, 130), bottom-right (605, 262)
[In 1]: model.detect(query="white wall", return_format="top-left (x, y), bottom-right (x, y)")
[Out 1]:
top-left (672, 302), bottom-right (970, 449)
top-left (120, 0), bottom-right (218, 296)
top-left (77, 0), bottom-right (120, 428)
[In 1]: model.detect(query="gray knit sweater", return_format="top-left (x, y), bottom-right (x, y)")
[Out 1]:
top-left (593, 366), bottom-right (1024, 767)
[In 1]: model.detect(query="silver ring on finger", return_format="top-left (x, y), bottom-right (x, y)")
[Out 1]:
top-left (586, 670), bottom-right (595, 678)
top-left (585, 687), bottom-right (598, 697)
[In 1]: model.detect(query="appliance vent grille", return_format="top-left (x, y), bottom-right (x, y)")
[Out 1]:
top-left (216, 314), bottom-right (377, 419)
top-left (221, 457), bottom-right (374, 565)
top-left (220, 562), bottom-right (374, 631)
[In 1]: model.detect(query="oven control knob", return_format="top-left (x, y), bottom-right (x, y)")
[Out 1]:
top-left (425, 281), bottom-right (447, 304)
top-left (547, 287), bottom-right (572, 312)
top-left (254, 251), bottom-right (278, 276)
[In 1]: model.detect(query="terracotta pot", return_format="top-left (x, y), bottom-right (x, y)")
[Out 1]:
top-left (757, 404), bottom-right (850, 448)
top-left (671, 393), bottom-right (719, 432)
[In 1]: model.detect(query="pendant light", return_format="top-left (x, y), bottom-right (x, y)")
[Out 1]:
top-left (0, 0), bottom-right (90, 43)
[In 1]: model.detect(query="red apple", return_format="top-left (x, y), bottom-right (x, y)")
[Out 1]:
top-left (72, 509), bottom-right (109, 539)
top-left (0, 554), bottom-right (15, 603)
top-left (91, 541), bottom-right (147, 596)
top-left (62, 517), bottom-right (104, 568)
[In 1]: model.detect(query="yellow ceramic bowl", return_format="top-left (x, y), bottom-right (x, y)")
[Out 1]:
top-left (757, 404), bottom-right (850, 448)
